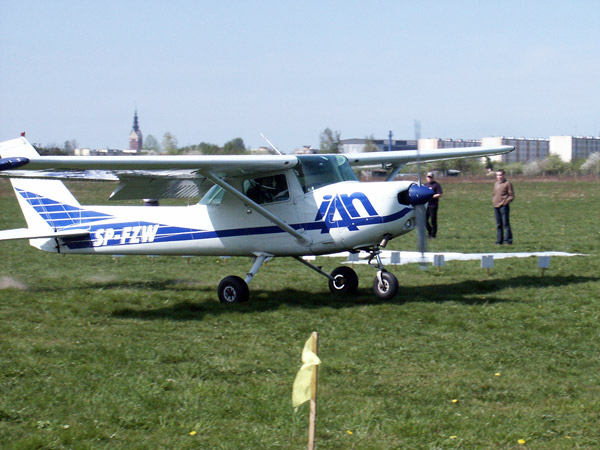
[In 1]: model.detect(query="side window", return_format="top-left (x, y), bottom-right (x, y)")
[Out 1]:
top-left (199, 184), bottom-right (225, 205)
top-left (243, 174), bottom-right (289, 204)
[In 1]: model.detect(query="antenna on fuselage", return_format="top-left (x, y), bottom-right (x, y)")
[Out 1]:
top-left (260, 133), bottom-right (283, 155)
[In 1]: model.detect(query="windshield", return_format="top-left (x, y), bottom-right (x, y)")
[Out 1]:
top-left (295, 155), bottom-right (358, 192)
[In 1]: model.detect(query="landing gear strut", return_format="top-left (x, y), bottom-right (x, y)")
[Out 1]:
top-left (217, 248), bottom-right (399, 304)
top-left (366, 246), bottom-right (399, 300)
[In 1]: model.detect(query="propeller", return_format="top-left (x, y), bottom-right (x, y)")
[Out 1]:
top-left (413, 124), bottom-right (428, 270)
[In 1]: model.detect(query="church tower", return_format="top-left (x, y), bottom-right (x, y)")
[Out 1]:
top-left (129, 110), bottom-right (143, 153)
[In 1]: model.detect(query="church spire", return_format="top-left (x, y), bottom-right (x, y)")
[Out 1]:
top-left (129, 110), bottom-right (143, 152)
top-left (132, 110), bottom-right (140, 132)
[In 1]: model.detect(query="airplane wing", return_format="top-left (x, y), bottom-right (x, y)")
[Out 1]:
top-left (344, 145), bottom-right (514, 166)
top-left (0, 137), bottom-right (298, 200)
top-left (1, 137), bottom-right (512, 200)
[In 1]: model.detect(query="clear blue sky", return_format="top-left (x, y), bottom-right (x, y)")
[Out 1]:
top-left (1, 0), bottom-right (599, 152)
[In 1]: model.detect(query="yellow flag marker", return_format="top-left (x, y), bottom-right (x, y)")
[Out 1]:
top-left (292, 332), bottom-right (321, 450)
top-left (292, 333), bottom-right (321, 407)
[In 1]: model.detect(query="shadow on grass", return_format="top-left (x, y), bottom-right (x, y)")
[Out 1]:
top-left (110, 274), bottom-right (596, 321)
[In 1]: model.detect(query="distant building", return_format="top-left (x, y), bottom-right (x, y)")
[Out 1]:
top-left (482, 137), bottom-right (550, 163)
top-left (418, 138), bottom-right (481, 150)
top-left (481, 136), bottom-right (600, 163)
top-left (293, 145), bottom-right (318, 154)
top-left (129, 110), bottom-right (143, 153)
top-left (549, 136), bottom-right (600, 162)
top-left (339, 138), bottom-right (417, 153)
top-left (249, 147), bottom-right (273, 155)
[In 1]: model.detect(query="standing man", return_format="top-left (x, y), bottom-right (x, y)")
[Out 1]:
top-left (424, 172), bottom-right (443, 239)
top-left (493, 169), bottom-right (515, 245)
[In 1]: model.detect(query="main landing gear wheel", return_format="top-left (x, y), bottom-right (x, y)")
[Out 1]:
top-left (373, 271), bottom-right (398, 300)
top-left (328, 266), bottom-right (359, 295)
top-left (218, 275), bottom-right (250, 303)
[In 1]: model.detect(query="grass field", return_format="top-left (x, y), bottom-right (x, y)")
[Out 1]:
top-left (1, 177), bottom-right (599, 449)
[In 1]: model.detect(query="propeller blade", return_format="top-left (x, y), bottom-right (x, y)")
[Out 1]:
top-left (415, 203), bottom-right (428, 269)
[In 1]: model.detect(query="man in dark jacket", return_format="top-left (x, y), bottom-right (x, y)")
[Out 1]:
top-left (424, 172), bottom-right (443, 238)
top-left (493, 169), bottom-right (515, 245)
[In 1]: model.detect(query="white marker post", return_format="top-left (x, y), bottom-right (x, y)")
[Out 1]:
top-left (481, 255), bottom-right (494, 275)
top-left (433, 254), bottom-right (445, 272)
top-left (538, 255), bottom-right (551, 277)
top-left (347, 252), bottom-right (359, 268)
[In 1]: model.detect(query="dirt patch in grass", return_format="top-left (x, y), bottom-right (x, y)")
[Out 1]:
top-left (0, 276), bottom-right (27, 290)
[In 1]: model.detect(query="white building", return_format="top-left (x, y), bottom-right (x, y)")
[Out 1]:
top-left (481, 137), bottom-right (550, 163)
top-left (549, 136), bottom-right (600, 162)
top-left (480, 136), bottom-right (600, 163)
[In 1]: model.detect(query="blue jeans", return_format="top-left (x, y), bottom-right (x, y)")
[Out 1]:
top-left (494, 205), bottom-right (512, 244)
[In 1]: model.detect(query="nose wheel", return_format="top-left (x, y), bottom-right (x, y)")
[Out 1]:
top-left (372, 270), bottom-right (398, 300)
top-left (367, 246), bottom-right (399, 300)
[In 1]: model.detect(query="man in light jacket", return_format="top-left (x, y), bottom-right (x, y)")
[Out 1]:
top-left (493, 169), bottom-right (515, 245)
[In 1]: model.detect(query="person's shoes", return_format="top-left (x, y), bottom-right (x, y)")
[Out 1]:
top-left (495, 242), bottom-right (502, 245)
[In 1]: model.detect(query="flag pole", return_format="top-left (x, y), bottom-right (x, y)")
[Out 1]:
top-left (308, 331), bottom-right (319, 450)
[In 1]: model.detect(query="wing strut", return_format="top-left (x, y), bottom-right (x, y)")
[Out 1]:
top-left (385, 164), bottom-right (405, 181)
top-left (204, 171), bottom-right (311, 246)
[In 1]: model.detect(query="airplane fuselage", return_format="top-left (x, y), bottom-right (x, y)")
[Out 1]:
top-left (34, 180), bottom-right (416, 256)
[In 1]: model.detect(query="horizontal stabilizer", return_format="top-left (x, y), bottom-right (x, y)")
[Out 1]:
top-left (0, 228), bottom-right (90, 242)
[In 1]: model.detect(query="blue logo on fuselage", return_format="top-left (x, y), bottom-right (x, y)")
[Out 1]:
top-left (314, 192), bottom-right (379, 232)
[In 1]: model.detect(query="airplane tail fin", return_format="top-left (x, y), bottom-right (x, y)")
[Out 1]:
top-left (10, 178), bottom-right (82, 232)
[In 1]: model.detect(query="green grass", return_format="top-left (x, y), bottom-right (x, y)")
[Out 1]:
top-left (1, 177), bottom-right (599, 449)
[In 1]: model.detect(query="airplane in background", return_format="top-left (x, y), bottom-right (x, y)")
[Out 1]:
top-left (0, 137), bottom-right (513, 303)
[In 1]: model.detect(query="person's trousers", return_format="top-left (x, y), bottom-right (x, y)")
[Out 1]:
top-left (426, 206), bottom-right (438, 238)
top-left (494, 205), bottom-right (512, 244)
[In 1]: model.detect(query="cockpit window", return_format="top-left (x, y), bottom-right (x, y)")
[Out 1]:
top-left (243, 174), bottom-right (289, 204)
top-left (295, 154), bottom-right (358, 193)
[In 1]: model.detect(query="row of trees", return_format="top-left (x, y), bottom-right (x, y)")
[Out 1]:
top-left (34, 128), bottom-right (343, 155)
top-left (32, 134), bottom-right (248, 156)
top-left (501, 153), bottom-right (600, 177)
top-left (143, 133), bottom-right (248, 155)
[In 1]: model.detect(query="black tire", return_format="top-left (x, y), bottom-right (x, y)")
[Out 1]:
top-left (328, 266), bottom-right (359, 295)
top-left (218, 276), bottom-right (249, 303)
top-left (372, 271), bottom-right (398, 300)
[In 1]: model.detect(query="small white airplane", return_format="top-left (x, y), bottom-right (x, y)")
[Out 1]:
top-left (0, 136), bottom-right (513, 303)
